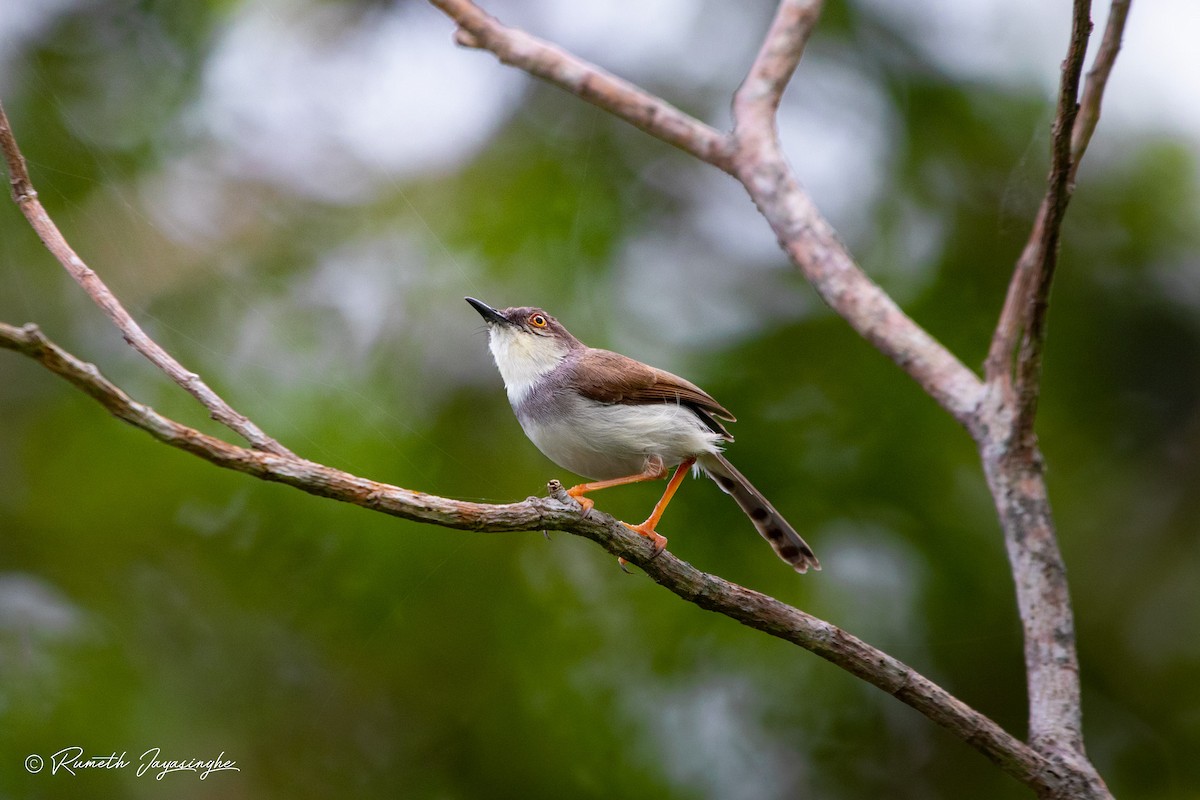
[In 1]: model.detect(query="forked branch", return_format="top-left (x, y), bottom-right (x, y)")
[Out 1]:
top-left (986, 0), bottom-right (1131, 450)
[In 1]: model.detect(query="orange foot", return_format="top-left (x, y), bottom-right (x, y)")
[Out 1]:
top-left (616, 525), bottom-right (668, 573)
top-left (622, 521), bottom-right (669, 559)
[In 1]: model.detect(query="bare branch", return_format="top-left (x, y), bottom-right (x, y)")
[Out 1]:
top-left (982, 0), bottom-right (1098, 758)
top-left (985, 0), bottom-right (1105, 447)
top-left (1007, 0), bottom-right (1094, 444)
top-left (429, 0), bottom-right (733, 170)
top-left (973, 4), bottom-right (1128, 789)
top-left (979, 446), bottom-right (1109, 800)
top-left (0, 102), bottom-right (294, 457)
top-left (741, 166), bottom-right (986, 428)
top-left (727, 2), bottom-right (984, 430)
top-left (1, 317), bottom-right (1083, 797)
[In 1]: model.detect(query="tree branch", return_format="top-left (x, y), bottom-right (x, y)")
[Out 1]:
top-left (0, 317), bottom-right (1081, 797)
top-left (1007, 1), bottom-right (1093, 443)
top-left (0, 102), bottom-right (294, 457)
top-left (985, 0), bottom-right (1129, 452)
top-left (0, 321), bottom-right (562, 531)
top-left (979, 447), bottom-right (1109, 800)
top-left (728, 1), bottom-right (984, 430)
top-left (973, 4), bottom-right (1128, 795)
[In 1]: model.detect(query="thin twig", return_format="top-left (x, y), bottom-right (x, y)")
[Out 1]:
top-left (985, 0), bottom-right (1110, 438)
top-left (0, 320), bottom-right (542, 529)
top-left (1007, 0), bottom-right (1095, 449)
top-left (1, 316), bottom-right (1069, 795)
top-left (0, 102), bottom-right (293, 457)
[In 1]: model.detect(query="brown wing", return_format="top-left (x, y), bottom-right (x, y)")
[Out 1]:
top-left (573, 349), bottom-right (736, 438)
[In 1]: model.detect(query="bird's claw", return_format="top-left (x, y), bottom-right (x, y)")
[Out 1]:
top-left (568, 492), bottom-right (595, 517)
top-left (623, 522), bottom-right (668, 560)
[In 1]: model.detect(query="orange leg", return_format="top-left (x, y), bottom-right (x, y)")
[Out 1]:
top-left (566, 455), bottom-right (668, 515)
top-left (622, 458), bottom-right (695, 559)
top-left (565, 456), bottom-right (695, 565)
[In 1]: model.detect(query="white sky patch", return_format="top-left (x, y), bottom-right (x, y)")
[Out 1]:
top-left (858, 0), bottom-right (1200, 146)
top-left (1100, 0), bottom-right (1200, 138)
top-left (612, 231), bottom-right (813, 359)
top-left (777, 55), bottom-right (895, 241)
top-left (859, 0), bottom-right (1070, 89)
top-left (511, 0), bottom-right (702, 78)
top-left (199, 0), bottom-right (523, 201)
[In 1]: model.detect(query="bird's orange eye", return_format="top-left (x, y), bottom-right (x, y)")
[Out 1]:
top-left (529, 314), bottom-right (548, 328)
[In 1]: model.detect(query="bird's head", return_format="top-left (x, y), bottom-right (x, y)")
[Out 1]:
top-left (466, 297), bottom-right (581, 402)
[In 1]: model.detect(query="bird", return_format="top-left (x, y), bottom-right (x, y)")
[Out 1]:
top-left (466, 297), bottom-right (819, 573)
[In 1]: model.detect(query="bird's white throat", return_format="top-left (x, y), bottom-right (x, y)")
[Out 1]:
top-left (487, 326), bottom-right (570, 405)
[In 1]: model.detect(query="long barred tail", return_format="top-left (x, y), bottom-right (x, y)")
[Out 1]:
top-left (699, 452), bottom-right (820, 574)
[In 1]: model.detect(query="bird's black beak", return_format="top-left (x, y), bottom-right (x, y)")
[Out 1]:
top-left (465, 297), bottom-right (511, 327)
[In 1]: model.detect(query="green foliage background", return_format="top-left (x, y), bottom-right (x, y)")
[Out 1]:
top-left (1, 2), bottom-right (1198, 798)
